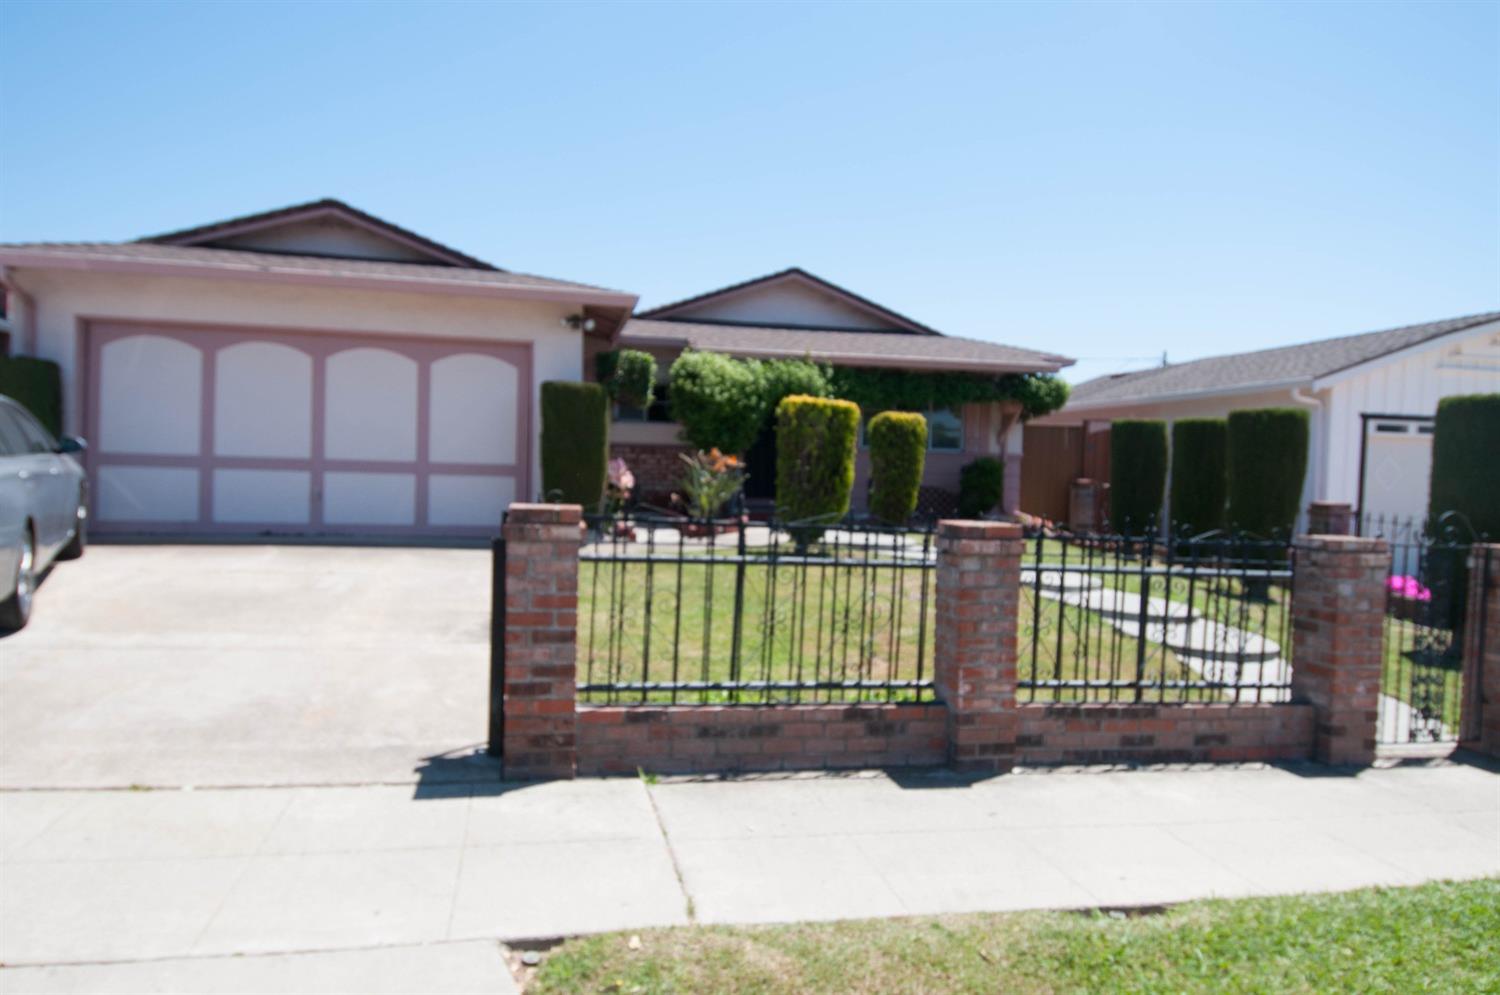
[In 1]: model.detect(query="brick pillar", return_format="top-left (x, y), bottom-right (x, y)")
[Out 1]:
top-left (1307, 501), bottom-right (1354, 536)
top-left (934, 520), bottom-right (1023, 773)
top-left (1460, 544), bottom-right (1500, 758)
top-left (500, 504), bottom-right (582, 780)
top-left (1290, 535), bottom-right (1389, 765)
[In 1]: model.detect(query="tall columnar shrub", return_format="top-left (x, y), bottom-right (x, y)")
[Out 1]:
top-left (867, 411), bottom-right (927, 525)
top-left (0, 356), bottom-right (63, 437)
top-left (595, 348), bottom-right (657, 411)
top-left (1428, 393), bottom-right (1500, 538)
top-left (540, 381), bottom-right (609, 508)
top-left (775, 395), bottom-right (859, 532)
top-left (958, 457), bottom-right (1004, 518)
top-left (1169, 418), bottom-right (1228, 533)
top-left (1226, 408), bottom-right (1309, 537)
top-left (668, 351), bottom-right (831, 455)
top-left (1109, 420), bottom-right (1168, 533)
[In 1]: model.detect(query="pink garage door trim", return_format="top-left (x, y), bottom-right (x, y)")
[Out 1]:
top-left (82, 319), bottom-right (532, 537)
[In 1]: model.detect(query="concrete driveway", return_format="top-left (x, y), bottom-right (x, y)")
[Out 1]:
top-left (0, 544), bottom-right (494, 789)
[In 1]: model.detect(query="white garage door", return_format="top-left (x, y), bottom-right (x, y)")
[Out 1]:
top-left (1360, 417), bottom-right (1433, 528)
top-left (84, 321), bottom-right (531, 537)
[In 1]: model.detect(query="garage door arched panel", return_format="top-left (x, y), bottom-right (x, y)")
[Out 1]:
top-left (98, 334), bottom-right (202, 456)
top-left (324, 347), bottom-right (419, 462)
top-left (215, 342), bottom-right (313, 459)
top-left (429, 354), bottom-right (519, 465)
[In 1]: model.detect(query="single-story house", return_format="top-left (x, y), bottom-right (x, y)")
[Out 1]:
top-left (0, 200), bottom-right (1069, 538)
top-left (0, 199), bottom-right (637, 538)
top-left (1026, 311), bottom-right (1500, 530)
top-left (590, 267), bottom-right (1072, 515)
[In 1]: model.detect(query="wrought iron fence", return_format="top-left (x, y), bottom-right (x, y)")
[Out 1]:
top-left (1360, 511), bottom-right (1481, 744)
top-left (1018, 527), bottom-right (1295, 704)
top-left (575, 512), bottom-right (937, 705)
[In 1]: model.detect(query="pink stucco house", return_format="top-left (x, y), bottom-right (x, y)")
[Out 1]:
top-left (0, 199), bottom-right (1069, 538)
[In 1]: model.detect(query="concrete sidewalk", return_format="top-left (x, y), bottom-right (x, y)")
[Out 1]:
top-left (2, 762), bottom-right (1497, 993)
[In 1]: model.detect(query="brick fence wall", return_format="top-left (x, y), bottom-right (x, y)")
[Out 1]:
top-left (1461, 544), bottom-right (1500, 758)
top-left (493, 505), bottom-right (1499, 779)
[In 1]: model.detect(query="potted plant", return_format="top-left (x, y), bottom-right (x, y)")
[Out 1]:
top-left (675, 448), bottom-right (747, 537)
top-left (605, 458), bottom-right (636, 540)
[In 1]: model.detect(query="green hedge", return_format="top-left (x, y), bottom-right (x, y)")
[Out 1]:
top-left (595, 348), bottom-right (657, 410)
top-left (1227, 408), bottom-right (1308, 537)
top-left (1429, 393), bottom-right (1500, 538)
top-left (1169, 418), bottom-right (1228, 533)
top-left (1109, 420), bottom-right (1168, 532)
top-left (775, 395), bottom-right (859, 531)
top-left (867, 411), bottom-right (927, 525)
top-left (540, 381), bottom-right (609, 508)
top-left (958, 457), bottom-right (1004, 518)
top-left (669, 351), bottom-right (831, 455)
top-left (0, 356), bottom-right (63, 438)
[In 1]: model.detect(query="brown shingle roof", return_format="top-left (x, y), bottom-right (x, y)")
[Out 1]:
top-left (1066, 311), bottom-right (1500, 408)
top-left (621, 317), bottom-right (1071, 373)
top-left (0, 240), bottom-right (633, 300)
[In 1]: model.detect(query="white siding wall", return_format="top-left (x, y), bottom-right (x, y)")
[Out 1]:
top-left (15, 268), bottom-right (581, 500)
top-left (668, 280), bottom-right (901, 330)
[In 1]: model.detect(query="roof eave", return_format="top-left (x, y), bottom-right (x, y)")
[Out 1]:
top-left (0, 247), bottom-right (638, 311)
top-left (1062, 376), bottom-right (1313, 412)
top-left (1311, 318), bottom-right (1500, 390)
top-left (619, 331), bottom-right (1066, 374)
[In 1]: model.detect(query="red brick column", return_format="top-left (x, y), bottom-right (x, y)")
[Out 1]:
top-left (1290, 534), bottom-right (1389, 765)
top-left (1306, 501), bottom-right (1354, 537)
top-left (1460, 544), bottom-right (1500, 758)
top-left (934, 520), bottom-right (1023, 773)
top-left (501, 504), bottom-right (582, 780)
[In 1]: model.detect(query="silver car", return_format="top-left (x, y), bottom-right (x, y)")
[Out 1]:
top-left (0, 394), bottom-right (87, 630)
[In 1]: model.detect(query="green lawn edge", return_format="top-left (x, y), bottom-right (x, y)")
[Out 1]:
top-left (529, 878), bottom-right (1500, 994)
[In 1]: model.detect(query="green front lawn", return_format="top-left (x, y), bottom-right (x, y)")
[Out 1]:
top-left (530, 878), bottom-right (1500, 994)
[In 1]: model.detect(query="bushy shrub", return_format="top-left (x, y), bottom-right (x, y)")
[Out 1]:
top-left (595, 348), bottom-right (657, 410)
top-left (1226, 408), bottom-right (1309, 537)
top-left (775, 395), bottom-right (860, 534)
top-left (1170, 418), bottom-right (1228, 533)
top-left (1428, 393), bottom-right (1500, 538)
top-left (867, 411), bottom-right (927, 525)
top-left (540, 381), bottom-right (608, 508)
top-left (958, 457), bottom-right (1004, 518)
top-left (1109, 420), bottom-right (1168, 533)
top-left (0, 356), bottom-right (63, 437)
top-left (668, 351), bottom-right (831, 456)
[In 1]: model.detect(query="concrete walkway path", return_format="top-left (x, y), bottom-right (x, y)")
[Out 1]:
top-left (2, 761), bottom-right (1496, 993)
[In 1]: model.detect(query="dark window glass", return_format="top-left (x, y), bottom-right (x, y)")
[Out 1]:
top-left (615, 383), bottom-right (673, 423)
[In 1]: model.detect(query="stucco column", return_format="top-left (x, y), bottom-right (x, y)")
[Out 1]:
top-left (1290, 534), bottom-right (1389, 765)
top-left (934, 519), bottom-right (1023, 773)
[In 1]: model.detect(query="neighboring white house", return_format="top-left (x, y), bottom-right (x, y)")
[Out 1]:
top-left (0, 199), bottom-right (638, 539)
top-left (1033, 312), bottom-right (1500, 530)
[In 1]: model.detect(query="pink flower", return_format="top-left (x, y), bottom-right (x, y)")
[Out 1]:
top-left (1387, 575), bottom-right (1431, 602)
top-left (607, 458), bottom-right (635, 493)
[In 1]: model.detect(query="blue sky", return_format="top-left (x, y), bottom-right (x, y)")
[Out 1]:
top-left (1, 1), bottom-right (1495, 384)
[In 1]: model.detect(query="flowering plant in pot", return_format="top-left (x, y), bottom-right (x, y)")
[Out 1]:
top-left (1387, 573), bottom-right (1432, 623)
top-left (675, 449), bottom-right (747, 536)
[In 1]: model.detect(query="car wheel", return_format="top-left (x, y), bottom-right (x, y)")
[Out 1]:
top-left (0, 527), bottom-right (36, 631)
top-left (57, 498), bottom-right (87, 561)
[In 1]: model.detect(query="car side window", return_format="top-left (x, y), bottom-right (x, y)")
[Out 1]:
top-left (5, 406), bottom-right (56, 454)
top-left (0, 408), bottom-right (27, 457)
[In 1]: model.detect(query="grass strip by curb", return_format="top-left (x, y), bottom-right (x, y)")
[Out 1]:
top-left (529, 878), bottom-right (1499, 994)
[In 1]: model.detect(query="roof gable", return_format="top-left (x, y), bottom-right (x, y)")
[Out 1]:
top-left (138, 198), bottom-right (496, 270)
top-left (639, 267), bottom-right (940, 334)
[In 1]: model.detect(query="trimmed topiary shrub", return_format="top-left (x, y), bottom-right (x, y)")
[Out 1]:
top-left (1170, 418), bottom-right (1228, 533)
top-left (669, 351), bottom-right (831, 456)
top-left (775, 395), bottom-right (860, 536)
top-left (958, 457), bottom-right (1004, 518)
top-left (0, 356), bottom-right (63, 438)
top-left (540, 381), bottom-right (609, 508)
top-left (867, 411), bottom-right (927, 525)
top-left (595, 348), bottom-right (657, 411)
top-left (1109, 420), bottom-right (1168, 533)
top-left (1226, 408), bottom-right (1309, 537)
top-left (1428, 393), bottom-right (1500, 538)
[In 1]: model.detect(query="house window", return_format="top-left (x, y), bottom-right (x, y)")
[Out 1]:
top-left (927, 407), bottom-right (963, 451)
top-left (615, 383), bottom-right (673, 423)
top-left (859, 406), bottom-right (964, 452)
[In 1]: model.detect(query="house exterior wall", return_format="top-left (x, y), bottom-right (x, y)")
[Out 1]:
top-left (662, 280), bottom-right (904, 330)
top-left (208, 218), bottom-right (438, 264)
top-left (12, 267), bottom-right (582, 503)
